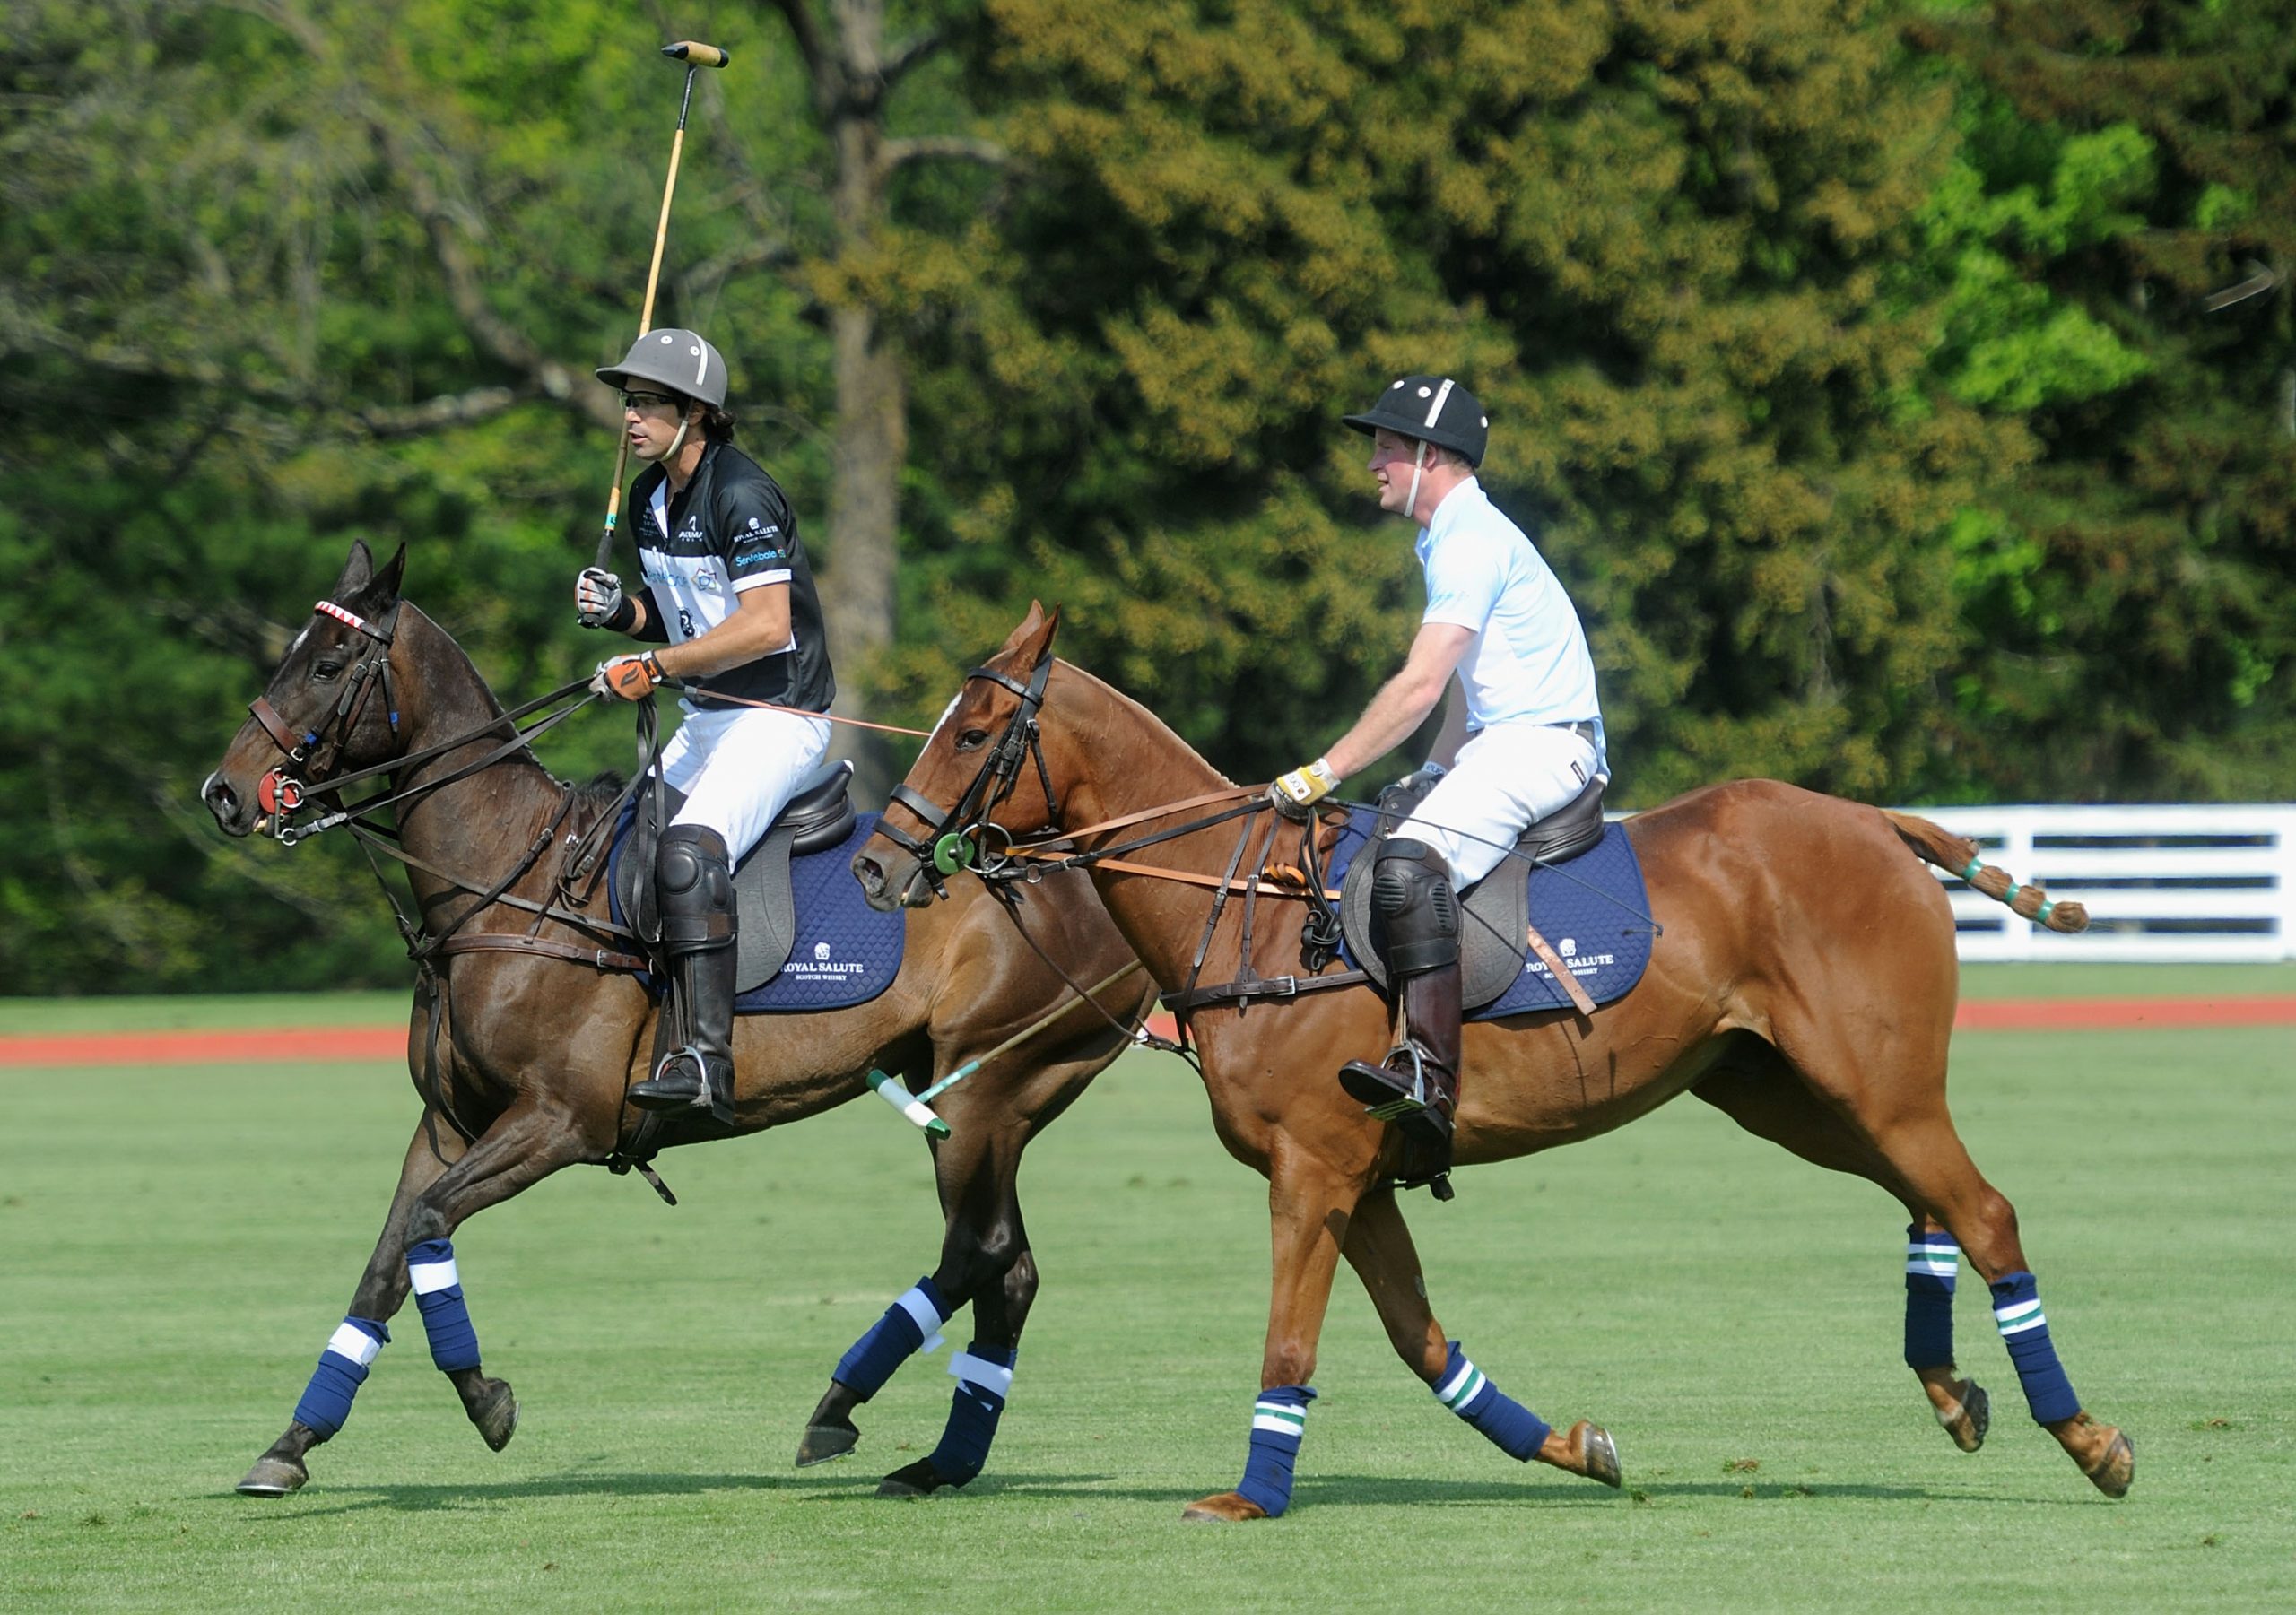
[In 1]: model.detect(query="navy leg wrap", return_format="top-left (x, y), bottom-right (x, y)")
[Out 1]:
top-left (290, 1316), bottom-right (390, 1439)
top-left (407, 1237), bottom-right (482, 1373)
top-left (925, 1341), bottom-right (1016, 1486)
top-left (1991, 1271), bottom-right (2080, 1425)
top-left (1234, 1385), bottom-right (1316, 1518)
top-left (1904, 1222), bottom-right (1960, 1368)
top-left (832, 1276), bottom-right (951, 1400)
top-left (1434, 1341), bottom-right (1551, 1461)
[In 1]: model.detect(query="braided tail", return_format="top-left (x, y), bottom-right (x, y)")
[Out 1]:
top-left (1881, 811), bottom-right (2089, 934)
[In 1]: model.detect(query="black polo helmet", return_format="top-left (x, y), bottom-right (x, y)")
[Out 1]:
top-left (596, 327), bottom-right (729, 409)
top-left (1342, 374), bottom-right (1488, 467)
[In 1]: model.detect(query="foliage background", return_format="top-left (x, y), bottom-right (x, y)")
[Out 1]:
top-left (2, 0), bottom-right (2289, 992)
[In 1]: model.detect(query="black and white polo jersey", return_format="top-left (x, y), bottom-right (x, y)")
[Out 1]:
top-left (627, 443), bottom-right (836, 715)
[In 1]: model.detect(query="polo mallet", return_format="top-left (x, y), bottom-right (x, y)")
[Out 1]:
top-left (584, 39), bottom-right (733, 600)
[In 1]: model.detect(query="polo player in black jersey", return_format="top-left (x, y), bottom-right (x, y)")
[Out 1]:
top-left (578, 328), bottom-right (837, 1121)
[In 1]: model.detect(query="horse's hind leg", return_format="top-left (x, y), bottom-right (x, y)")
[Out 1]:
top-left (238, 1114), bottom-right (461, 1497)
top-left (875, 1205), bottom-right (1036, 1499)
top-left (1763, 1017), bottom-right (2135, 1497)
top-left (797, 1108), bottom-right (1033, 1492)
top-left (1692, 1046), bottom-right (1988, 1452)
top-left (1341, 1185), bottom-right (1621, 1488)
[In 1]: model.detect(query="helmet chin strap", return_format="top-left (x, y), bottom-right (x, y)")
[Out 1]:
top-left (1404, 440), bottom-right (1429, 523)
top-left (661, 412), bottom-right (695, 467)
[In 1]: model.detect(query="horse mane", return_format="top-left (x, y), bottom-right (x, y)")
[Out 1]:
top-left (574, 769), bottom-right (628, 809)
top-left (1051, 656), bottom-right (1238, 790)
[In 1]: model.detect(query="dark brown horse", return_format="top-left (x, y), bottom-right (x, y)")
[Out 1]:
top-left (202, 544), bottom-right (1149, 1498)
top-left (854, 605), bottom-right (2135, 1521)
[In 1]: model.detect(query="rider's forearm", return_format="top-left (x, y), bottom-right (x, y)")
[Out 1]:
top-left (1325, 668), bottom-right (1447, 779)
top-left (655, 603), bottom-right (791, 680)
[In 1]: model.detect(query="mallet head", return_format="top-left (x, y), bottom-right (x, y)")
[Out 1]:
top-left (662, 41), bottom-right (729, 68)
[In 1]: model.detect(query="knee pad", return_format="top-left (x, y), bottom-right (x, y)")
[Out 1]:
top-left (1371, 838), bottom-right (1458, 974)
top-left (657, 825), bottom-right (735, 950)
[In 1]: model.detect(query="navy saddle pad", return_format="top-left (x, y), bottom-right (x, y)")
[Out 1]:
top-left (1325, 810), bottom-right (1656, 1020)
top-left (607, 810), bottom-right (906, 1014)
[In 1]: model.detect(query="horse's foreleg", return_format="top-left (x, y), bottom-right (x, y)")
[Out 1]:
top-left (395, 1100), bottom-right (592, 1456)
top-left (237, 1115), bottom-right (462, 1497)
top-left (1181, 1149), bottom-right (1360, 1524)
top-left (1341, 1185), bottom-right (1621, 1489)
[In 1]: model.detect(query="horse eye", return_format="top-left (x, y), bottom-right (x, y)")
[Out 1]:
top-left (954, 728), bottom-right (989, 751)
top-left (312, 660), bottom-right (344, 681)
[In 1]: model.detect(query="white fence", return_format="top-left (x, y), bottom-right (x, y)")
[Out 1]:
top-left (1904, 803), bottom-right (2296, 963)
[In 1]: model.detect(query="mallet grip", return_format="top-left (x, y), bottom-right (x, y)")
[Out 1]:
top-left (662, 40), bottom-right (729, 67)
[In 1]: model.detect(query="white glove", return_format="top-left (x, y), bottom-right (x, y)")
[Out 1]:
top-left (576, 568), bottom-right (629, 630)
top-left (1269, 756), bottom-right (1340, 818)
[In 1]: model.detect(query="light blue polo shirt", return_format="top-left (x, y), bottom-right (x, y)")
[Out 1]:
top-left (1417, 478), bottom-right (1601, 736)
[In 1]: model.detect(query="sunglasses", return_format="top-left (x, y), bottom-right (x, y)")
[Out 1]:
top-left (620, 390), bottom-right (681, 412)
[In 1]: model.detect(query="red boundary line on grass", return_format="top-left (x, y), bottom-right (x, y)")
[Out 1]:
top-left (2, 998), bottom-right (2291, 1068)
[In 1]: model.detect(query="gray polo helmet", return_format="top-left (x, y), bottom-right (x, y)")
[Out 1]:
top-left (596, 328), bottom-right (728, 409)
top-left (1342, 374), bottom-right (1488, 466)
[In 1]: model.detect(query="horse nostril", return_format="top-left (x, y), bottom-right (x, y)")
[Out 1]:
top-left (201, 772), bottom-right (236, 814)
top-left (851, 854), bottom-right (883, 894)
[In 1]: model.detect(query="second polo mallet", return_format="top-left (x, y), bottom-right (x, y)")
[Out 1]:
top-left (586, 39), bottom-right (732, 588)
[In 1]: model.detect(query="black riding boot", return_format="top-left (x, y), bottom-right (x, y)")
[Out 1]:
top-left (628, 825), bottom-right (739, 1124)
top-left (1337, 838), bottom-right (1463, 1197)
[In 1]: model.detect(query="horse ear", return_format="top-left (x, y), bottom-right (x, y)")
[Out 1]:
top-left (371, 543), bottom-right (407, 605)
top-left (999, 600), bottom-right (1048, 655)
top-left (331, 539), bottom-right (377, 598)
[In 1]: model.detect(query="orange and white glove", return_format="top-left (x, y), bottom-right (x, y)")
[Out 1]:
top-left (591, 651), bottom-right (665, 701)
top-left (1268, 756), bottom-right (1340, 819)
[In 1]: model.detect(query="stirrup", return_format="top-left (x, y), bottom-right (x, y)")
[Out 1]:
top-left (1339, 1043), bottom-right (1429, 1119)
top-left (630, 1046), bottom-right (732, 1122)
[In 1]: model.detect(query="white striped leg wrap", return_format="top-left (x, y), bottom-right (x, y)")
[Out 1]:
top-left (1906, 1237), bottom-right (1960, 1279)
top-left (408, 1255), bottom-right (460, 1295)
top-left (896, 1284), bottom-right (947, 1354)
top-left (325, 1322), bottom-right (385, 1367)
top-left (1252, 1398), bottom-right (1308, 1437)
top-left (949, 1351), bottom-right (1013, 1396)
top-left (1435, 1355), bottom-right (1488, 1412)
top-left (1994, 1297), bottom-right (2048, 1337)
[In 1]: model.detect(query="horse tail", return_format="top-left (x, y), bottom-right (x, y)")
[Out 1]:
top-left (1880, 810), bottom-right (2089, 934)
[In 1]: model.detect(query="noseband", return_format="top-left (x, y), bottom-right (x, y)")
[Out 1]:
top-left (248, 597), bottom-right (403, 838)
top-left (876, 649), bottom-right (1059, 896)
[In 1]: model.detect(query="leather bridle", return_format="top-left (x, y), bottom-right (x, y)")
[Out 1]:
top-left (874, 649), bottom-right (1061, 897)
top-left (247, 597), bottom-right (403, 832)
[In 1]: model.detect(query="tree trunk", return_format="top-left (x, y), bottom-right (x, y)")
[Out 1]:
top-left (815, 0), bottom-right (901, 799)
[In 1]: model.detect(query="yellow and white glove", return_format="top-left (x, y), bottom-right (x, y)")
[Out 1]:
top-left (1268, 756), bottom-right (1340, 819)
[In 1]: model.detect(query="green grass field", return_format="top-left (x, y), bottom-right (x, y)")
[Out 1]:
top-left (3, 991), bottom-right (2292, 1610)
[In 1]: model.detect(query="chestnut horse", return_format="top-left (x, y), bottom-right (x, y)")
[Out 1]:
top-left (202, 544), bottom-right (1150, 1499)
top-left (854, 605), bottom-right (2134, 1521)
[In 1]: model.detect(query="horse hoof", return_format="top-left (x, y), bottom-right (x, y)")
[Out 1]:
top-left (2082, 1428), bottom-right (2135, 1498)
top-left (796, 1422), bottom-right (859, 1468)
top-left (235, 1455), bottom-right (308, 1498)
top-left (875, 1459), bottom-right (950, 1498)
top-left (1570, 1420), bottom-right (1622, 1489)
top-left (1935, 1380), bottom-right (1989, 1453)
top-left (1180, 1490), bottom-right (1266, 1523)
top-left (471, 1381), bottom-right (518, 1453)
